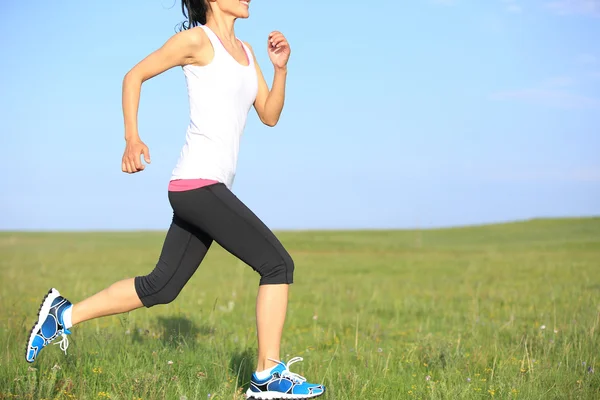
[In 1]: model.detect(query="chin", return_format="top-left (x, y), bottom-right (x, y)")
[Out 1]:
top-left (237, 0), bottom-right (250, 18)
top-left (237, 8), bottom-right (250, 19)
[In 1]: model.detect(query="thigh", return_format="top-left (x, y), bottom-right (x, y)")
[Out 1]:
top-left (168, 184), bottom-right (291, 278)
top-left (158, 214), bottom-right (214, 280)
top-left (136, 214), bottom-right (213, 305)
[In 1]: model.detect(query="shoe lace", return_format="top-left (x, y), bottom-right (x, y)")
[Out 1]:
top-left (53, 333), bottom-right (69, 355)
top-left (268, 356), bottom-right (307, 384)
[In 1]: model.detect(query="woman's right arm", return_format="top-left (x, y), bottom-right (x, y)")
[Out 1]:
top-left (122, 29), bottom-right (204, 174)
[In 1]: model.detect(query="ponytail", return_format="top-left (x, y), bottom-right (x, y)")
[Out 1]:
top-left (180, 0), bottom-right (208, 30)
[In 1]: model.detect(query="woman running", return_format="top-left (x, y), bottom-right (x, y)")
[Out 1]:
top-left (24, 1), bottom-right (325, 398)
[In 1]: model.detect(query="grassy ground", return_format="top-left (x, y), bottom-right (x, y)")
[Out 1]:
top-left (0, 217), bottom-right (599, 399)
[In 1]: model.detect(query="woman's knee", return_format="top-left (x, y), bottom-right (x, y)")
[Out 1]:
top-left (259, 251), bottom-right (295, 285)
top-left (134, 265), bottom-right (184, 307)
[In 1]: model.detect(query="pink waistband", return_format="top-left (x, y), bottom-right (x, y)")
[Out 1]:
top-left (168, 178), bottom-right (220, 192)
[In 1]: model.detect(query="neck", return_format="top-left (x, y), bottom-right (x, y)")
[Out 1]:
top-left (205, 11), bottom-right (237, 43)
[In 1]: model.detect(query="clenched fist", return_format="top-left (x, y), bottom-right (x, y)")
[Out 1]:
top-left (122, 139), bottom-right (151, 174)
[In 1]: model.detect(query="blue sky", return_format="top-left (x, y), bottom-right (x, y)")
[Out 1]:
top-left (1, 0), bottom-right (599, 230)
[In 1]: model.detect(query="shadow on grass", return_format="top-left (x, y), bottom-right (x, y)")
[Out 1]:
top-left (130, 316), bottom-right (215, 349)
top-left (128, 315), bottom-right (257, 394)
top-left (157, 316), bottom-right (215, 348)
top-left (229, 348), bottom-right (256, 394)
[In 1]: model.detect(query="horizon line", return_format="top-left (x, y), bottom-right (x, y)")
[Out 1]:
top-left (1, 216), bottom-right (598, 234)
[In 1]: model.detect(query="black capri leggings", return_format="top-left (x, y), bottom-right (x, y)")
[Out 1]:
top-left (134, 183), bottom-right (294, 308)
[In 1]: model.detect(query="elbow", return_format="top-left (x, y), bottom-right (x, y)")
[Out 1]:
top-left (123, 69), bottom-right (144, 86)
top-left (123, 71), bottom-right (135, 89)
top-left (123, 70), bottom-right (135, 83)
top-left (260, 114), bottom-right (279, 127)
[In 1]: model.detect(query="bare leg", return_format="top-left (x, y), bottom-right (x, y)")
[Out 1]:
top-left (71, 278), bottom-right (142, 326)
top-left (255, 284), bottom-right (289, 371)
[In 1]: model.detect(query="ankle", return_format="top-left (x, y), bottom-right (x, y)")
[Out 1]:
top-left (256, 357), bottom-right (279, 372)
top-left (254, 362), bottom-right (278, 380)
top-left (69, 304), bottom-right (80, 327)
top-left (62, 304), bottom-right (74, 330)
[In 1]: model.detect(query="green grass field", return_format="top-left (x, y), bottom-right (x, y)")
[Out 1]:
top-left (1, 217), bottom-right (599, 399)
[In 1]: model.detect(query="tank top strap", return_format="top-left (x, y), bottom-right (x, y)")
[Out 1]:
top-left (239, 41), bottom-right (254, 66)
top-left (200, 25), bottom-right (226, 55)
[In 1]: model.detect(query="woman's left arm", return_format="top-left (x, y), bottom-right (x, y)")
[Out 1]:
top-left (245, 31), bottom-right (291, 127)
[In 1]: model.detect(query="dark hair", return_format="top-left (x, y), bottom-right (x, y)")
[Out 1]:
top-left (180, 0), bottom-right (208, 30)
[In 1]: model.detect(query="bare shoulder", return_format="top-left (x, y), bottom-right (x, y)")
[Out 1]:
top-left (171, 27), bottom-right (212, 65)
top-left (175, 26), bottom-right (208, 48)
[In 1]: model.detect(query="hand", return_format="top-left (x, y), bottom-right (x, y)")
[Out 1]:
top-left (122, 138), bottom-right (151, 174)
top-left (267, 31), bottom-right (291, 70)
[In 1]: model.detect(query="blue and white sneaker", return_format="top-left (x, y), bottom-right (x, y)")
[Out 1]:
top-left (25, 288), bottom-right (72, 363)
top-left (246, 357), bottom-right (325, 399)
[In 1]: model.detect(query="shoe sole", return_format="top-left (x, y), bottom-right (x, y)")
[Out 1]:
top-left (25, 288), bottom-right (60, 363)
top-left (246, 389), bottom-right (325, 399)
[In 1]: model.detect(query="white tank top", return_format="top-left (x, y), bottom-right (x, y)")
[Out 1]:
top-left (170, 25), bottom-right (258, 189)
